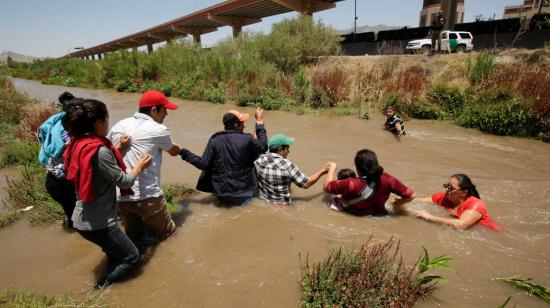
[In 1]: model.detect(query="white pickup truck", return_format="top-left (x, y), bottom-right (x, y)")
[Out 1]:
top-left (406, 31), bottom-right (474, 55)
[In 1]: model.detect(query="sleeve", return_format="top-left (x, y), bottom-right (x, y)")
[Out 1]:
top-left (464, 198), bottom-right (487, 215)
top-left (249, 124), bottom-right (268, 155)
top-left (180, 137), bottom-right (216, 171)
top-left (288, 161), bottom-right (309, 188)
top-left (96, 147), bottom-right (136, 189)
top-left (389, 175), bottom-right (414, 198)
top-left (325, 179), bottom-right (350, 195)
top-left (154, 126), bottom-right (174, 151)
top-left (431, 192), bottom-right (446, 205)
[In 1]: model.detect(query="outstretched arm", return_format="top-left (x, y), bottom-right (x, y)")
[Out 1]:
top-left (180, 139), bottom-right (215, 171)
top-left (302, 162), bottom-right (331, 189)
top-left (413, 210), bottom-right (482, 230)
top-left (322, 162), bottom-right (338, 192)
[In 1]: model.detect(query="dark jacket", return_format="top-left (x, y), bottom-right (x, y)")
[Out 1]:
top-left (180, 124), bottom-right (267, 196)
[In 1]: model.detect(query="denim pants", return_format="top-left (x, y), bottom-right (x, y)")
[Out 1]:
top-left (78, 225), bottom-right (140, 282)
top-left (45, 173), bottom-right (76, 227)
top-left (216, 195), bottom-right (253, 206)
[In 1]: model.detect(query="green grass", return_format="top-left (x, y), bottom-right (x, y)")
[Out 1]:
top-left (497, 275), bottom-right (550, 304)
top-left (161, 183), bottom-right (196, 214)
top-left (0, 289), bottom-right (104, 307)
top-left (300, 238), bottom-right (452, 307)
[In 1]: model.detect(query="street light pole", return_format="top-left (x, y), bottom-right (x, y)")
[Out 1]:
top-left (353, 0), bottom-right (357, 42)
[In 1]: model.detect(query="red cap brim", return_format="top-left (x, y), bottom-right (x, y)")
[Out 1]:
top-left (163, 101), bottom-right (178, 110)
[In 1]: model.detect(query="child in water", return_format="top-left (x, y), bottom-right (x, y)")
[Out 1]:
top-left (330, 168), bottom-right (357, 211)
top-left (384, 106), bottom-right (405, 139)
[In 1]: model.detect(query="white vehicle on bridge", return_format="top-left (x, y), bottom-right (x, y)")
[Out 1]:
top-left (406, 31), bottom-right (474, 55)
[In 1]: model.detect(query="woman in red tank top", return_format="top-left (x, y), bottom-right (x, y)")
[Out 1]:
top-left (412, 174), bottom-right (501, 231)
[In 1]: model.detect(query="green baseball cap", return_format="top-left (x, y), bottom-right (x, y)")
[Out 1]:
top-left (268, 133), bottom-right (295, 150)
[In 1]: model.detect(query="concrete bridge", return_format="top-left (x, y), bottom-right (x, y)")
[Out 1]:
top-left (67, 0), bottom-right (343, 60)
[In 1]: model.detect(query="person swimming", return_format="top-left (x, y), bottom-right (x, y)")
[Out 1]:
top-left (384, 105), bottom-right (405, 139)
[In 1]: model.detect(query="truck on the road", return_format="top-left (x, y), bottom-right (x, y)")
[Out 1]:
top-left (406, 31), bottom-right (474, 55)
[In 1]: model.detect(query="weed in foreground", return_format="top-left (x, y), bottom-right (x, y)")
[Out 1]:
top-left (0, 288), bottom-right (105, 307)
top-left (300, 237), bottom-right (451, 307)
top-left (496, 275), bottom-right (550, 304)
top-left (161, 183), bottom-right (196, 214)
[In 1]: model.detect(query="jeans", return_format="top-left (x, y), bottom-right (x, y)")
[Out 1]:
top-left (78, 225), bottom-right (140, 282)
top-left (45, 173), bottom-right (76, 227)
top-left (217, 195), bottom-right (253, 206)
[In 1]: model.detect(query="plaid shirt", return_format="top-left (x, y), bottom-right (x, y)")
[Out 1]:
top-left (254, 152), bottom-right (309, 205)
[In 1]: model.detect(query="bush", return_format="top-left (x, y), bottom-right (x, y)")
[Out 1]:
top-left (411, 101), bottom-right (445, 119)
top-left (385, 65), bottom-right (429, 99)
top-left (300, 238), bottom-right (451, 307)
top-left (205, 86), bottom-right (227, 104)
top-left (469, 51), bottom-right (496, 87)
top-left (457, 96), bottom-right (546, 136)
top-left (311, 65), bottom-right (348, 107)
top-left (292, 67), bottom-right (311, 105)
top-left (310, 86), bottom-right (331, 108)
top-left (427, 84), bottom-right (465, 115)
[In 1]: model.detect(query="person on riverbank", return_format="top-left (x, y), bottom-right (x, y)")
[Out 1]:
top-left (409, 174), bottom-right (501, 231)
top-left (254, 133), bottom-right (331, 205)
top-left (323, 149), bottom-right (414, 216)
top-left (179, 108), bottom-right (267, 206)
top-left (108, 90), bottom-right (180, 246)
top-left (384, 106), bottom-right (405, 139)
top-left (64, 99), bottom-right (152, 289)
top-left (37, 92), bottom-right (79, 228)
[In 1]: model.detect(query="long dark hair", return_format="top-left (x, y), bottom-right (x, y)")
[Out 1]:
top-left (354, 149), bottom-right (384, 181)
top-left (65, 99), bottom-right (108, 137)
top-left (451, 174), bottom-right (480, 198)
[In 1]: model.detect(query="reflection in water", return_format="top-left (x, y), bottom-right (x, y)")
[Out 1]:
top-left (0, 79), bottom-right (549, 307)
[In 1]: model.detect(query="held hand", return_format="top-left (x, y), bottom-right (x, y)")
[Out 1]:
top-left (392, 197), bottom-right (403, 207)
top-left (119, 134), bottom-right (131, 149)
top-left (413, 210), bottom-right (432, 220)
top-left (135, 154), bottom-right (153, 172)
top-left (255, 107), bottom-right (264, 123)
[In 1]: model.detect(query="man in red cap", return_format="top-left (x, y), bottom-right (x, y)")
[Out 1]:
top-left (108, 90), bottom-right (181, 247)
top-left (179, 107), bottom-right (268, 205)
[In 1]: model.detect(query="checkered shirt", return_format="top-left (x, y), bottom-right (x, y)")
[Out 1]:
top-left (254, 152), bottom-right (309, 205)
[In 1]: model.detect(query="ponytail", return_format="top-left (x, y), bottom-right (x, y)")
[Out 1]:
top-left (354, 149), bottom-right (384, 182)
top-left (65, 99), bottom-right (108, 137)
top-left (451, 174), bottom-right (480, 199)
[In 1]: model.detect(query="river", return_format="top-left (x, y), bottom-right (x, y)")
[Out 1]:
top-left (0, 78), bottom-right (548, 307)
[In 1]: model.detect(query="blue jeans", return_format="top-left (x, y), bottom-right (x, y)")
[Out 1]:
top-left (217, 195), bottom-right (253, 206)
top-left (78, 225), bottom-right (140, 282)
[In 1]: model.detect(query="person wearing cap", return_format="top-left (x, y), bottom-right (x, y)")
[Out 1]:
top-left (179, 108), bottom-right (267, 206)
top-left (254, 133), bottom-right (331, 205)
top-left (107, 90), bottom-right (181, 245)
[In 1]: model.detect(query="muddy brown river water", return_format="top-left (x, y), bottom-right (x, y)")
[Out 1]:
top-left (0, 78), bottom-right (549, 307)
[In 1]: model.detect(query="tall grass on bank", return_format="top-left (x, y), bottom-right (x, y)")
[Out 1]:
top-left (0, 289), bottom-right (104, 307)
top-left (0, 77), bottom-right (60, 227)
top-left (300, 238), bottom-right (452, 307)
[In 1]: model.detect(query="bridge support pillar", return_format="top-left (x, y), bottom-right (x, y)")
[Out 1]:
top-left (193, 34), bottom-right (201, 44)
top-left (147, 43), bottom-right (153, 54)
top-left (97, 53), bottom-right (102, 60)
top-left (232, 26), bottom-right (242, 38)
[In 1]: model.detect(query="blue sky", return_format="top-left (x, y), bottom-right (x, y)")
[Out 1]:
top-left (0, 0), bottom-right (520, 58)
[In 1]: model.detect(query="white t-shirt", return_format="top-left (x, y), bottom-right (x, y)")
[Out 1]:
top-left (108, 112), bottom-right (174, 201)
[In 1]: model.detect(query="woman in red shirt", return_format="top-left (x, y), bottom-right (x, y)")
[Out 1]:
top-left (413, 174), bottom-right (501, 231)
top-left (323, 149), bottom-right (415, 216)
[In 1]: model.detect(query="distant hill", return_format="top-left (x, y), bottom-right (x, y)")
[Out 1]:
top-left (337, 25), bottom-right (401, 35)
top-left (0, 51), bottom-right (39, 63)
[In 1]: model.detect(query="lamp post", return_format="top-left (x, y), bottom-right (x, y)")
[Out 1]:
top-left (353, 0), bottom-right (357, 42)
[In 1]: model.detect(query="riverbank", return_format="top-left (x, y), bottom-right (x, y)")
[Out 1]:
top-left (2, 17), bottom-right (549, 140)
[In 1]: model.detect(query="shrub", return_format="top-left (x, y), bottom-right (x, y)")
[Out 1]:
top-left (411, 101), bottom-right (445, 120)
top-left (311, 65), bottom-right (348, 106)
top-left (310, 86), bottom-right (331, 108)
top-left (427, 84), bottom-right (465, 115)
top-left (469, 51), bottom-right (496, 87)
top-left (205, 86), bottom-right (227, 104)
top-left (300, 238), bottom-right (451, 307)
top-left (457, 97), bottom-right (545, 136)
top-left (292, 67), bottom-right (311, 105)
top-left (385, 65), bottom-right (429, 99)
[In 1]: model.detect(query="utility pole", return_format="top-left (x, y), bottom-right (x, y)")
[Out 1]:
top-left (353, 0), bottom-right (357, 42)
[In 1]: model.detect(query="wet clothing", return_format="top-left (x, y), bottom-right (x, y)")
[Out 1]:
top-left (180, 124), bottom-right (267, 199)
top-left (64, 136), bottom-right (131, 204)
top-left (45, 173), bottom-right (76, 228)
top-left (70, 146), bottom-right (136, 231)
top-left (325, 172), bottom-right (413, 216)
top-left (254, 152), bottom-right (309, 205)
top-left (77, 225), bottom-right (140, 282)
top-left (118, 195), bottom-right (176, 242)
top-left (385, 115), bottom-right (405, 135)
top-left (431, 192), bottom-right (501, 231)
top-left (108, 113), bottom-right (174, 201)
top-left (38, 112), bottom-right (67, 167)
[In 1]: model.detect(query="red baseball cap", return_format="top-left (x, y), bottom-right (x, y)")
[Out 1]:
top-left (139, 90), bottom-right (178, 110)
